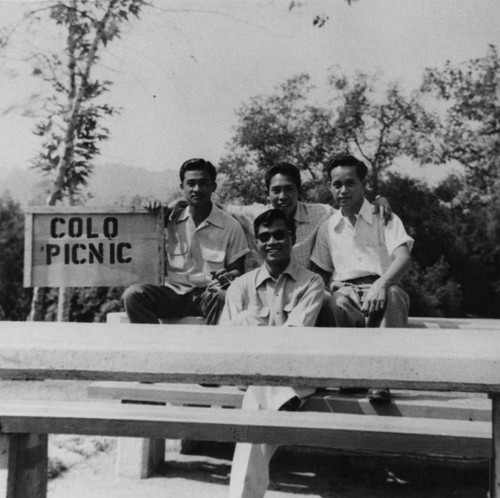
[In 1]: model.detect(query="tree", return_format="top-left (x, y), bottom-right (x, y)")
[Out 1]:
top-left (218, 70), bottom-right (433, 203)
top-left (419, 46), bottom-right (500, 316)
top-left (1, 0), bottom-right (146, 321)
top-left (421, 45), bottom-right (500, 207)
top-left (218, 74), bottom-right (341, 205)
top-left (0, 193), bottom-right (32, 320)
top-left (328, 69), bottom-right (435, 195)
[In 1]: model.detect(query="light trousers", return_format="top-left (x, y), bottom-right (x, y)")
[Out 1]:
top-left (319, 283), bottom-right (409, 328)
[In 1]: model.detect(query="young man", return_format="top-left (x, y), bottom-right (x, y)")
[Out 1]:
top-left (122, 158), bottom-right (250, 325)
top-left (311, 154), bottom-right (413, 402)
top-left (219, 208), bottom-right (324, 498)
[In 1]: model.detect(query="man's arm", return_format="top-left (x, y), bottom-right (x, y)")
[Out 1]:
top-left (310, 262), bottom-right (332, 288)
top-left (285, 274), bottom-right (325, 327)
top-left (218, 277), bottom-right (245, 325)
top-left (210, 257), bottom-right (246, 289)
top-left (361, 244), bottom-right (411, 316)
top-left (372, 196), bottom-right (392, 225)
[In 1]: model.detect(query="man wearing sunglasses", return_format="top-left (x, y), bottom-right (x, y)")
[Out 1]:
top-left (122, 158), bottom-right (250, 325)
top-left (220, 208), bottom-right (324, 498)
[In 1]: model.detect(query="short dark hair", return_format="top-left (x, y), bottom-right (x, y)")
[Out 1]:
top-left (179, 158), bottom-right (217, 183)
top-left (264, 162), bottom-right (302, 192)
top-left (326, 154), bottom-right (368, 182)
top-left (253, 209), bottom-right (296, 240)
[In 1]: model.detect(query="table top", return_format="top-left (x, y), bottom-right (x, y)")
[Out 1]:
top-left (1, 321), bottom-right (500, 392)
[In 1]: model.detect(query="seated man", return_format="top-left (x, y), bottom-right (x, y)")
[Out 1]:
top-left (311, 154), bottom-right (413, 402)
top-left (123, 158), bottom-right (250, 325)
top-left (220, 208), bottom-right (324, 498)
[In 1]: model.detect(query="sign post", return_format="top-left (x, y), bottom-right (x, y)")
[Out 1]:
top-left (24, 207), bottom-right (164, 288)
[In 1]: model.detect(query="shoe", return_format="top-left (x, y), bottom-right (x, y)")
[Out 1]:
top-left (279, 396), bottom-right (302, 412)
top-left (338, 387), bottom-right (369, 395)
top-left (367, 388), bottom-right (391, 404)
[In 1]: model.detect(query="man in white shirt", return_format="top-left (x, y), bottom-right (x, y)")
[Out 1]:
top-left (220, 208), bottom-right (324, 498)
top-left (122, 158), bottom-right (250, 325)
top-left (311, 154), bottom-right (413, 402)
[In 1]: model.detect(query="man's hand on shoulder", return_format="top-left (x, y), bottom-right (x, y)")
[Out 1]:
top-left (372, 196), bottom-right (393, 225)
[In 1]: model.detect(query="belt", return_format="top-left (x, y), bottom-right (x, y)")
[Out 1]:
top-left (344, 275), bottom-right (379, 285)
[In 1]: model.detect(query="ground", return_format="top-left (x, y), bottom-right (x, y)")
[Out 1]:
top-left (0, 380), bottom-right (490, 497)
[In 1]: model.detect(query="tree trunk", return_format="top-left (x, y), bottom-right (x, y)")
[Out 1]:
top-left (57, 287), bottom-right (72, 322)
top-left (28, 287), bottom-right (45, 321)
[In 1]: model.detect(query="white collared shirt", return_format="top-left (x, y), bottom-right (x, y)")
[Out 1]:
top-left (226, 201), bottom-right (334, 269)
top-left (311, 198), bottom-right (414, 282)
top-left (165, 204), bottom-right (250, 294)
top-left (219, 260), bottom-right (324, 326)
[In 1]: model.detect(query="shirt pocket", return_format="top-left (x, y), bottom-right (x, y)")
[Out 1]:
top-left (258, 306), bottom-right (270, 318)
top-left (167, 242), bottom-right (189, 271)
top-left (201, 247), bottom-right (225, 274)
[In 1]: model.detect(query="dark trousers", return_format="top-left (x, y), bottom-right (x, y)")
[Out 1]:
top-left (122, 284), bottom-right (226, 325)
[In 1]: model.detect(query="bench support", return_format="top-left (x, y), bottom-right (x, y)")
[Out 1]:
top-left (117, 437), bottom-right (165, 479)
top-left (0, 433), bottom-right (47, 498)
top-left (491, 395), bottom-right (500, 497)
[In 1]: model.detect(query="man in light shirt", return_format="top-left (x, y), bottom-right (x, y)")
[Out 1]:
top-left (311, 154), bottom-right (413, 402)
top-left (122, 158), bottom-right (250, 325)
top-left (220, 208), bottom-right (324, 498)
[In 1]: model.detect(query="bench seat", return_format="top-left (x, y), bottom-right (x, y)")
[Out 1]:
top-left (88, 382), bottom-right (491, 421)
top-left (0, 400), bottom-right (492, 459)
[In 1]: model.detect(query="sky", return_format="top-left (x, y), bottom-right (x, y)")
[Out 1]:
top-left (1, 0), bottom-right (500, 185)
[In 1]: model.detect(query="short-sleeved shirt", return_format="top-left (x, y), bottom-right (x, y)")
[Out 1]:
top-left (164, 204), bottom-right (250, 294)
top-left (219, 260), bottom-right (324, 327)
top-left (311, 198), bottom-right (414, 282)
top-left (226, 202), bottom-right (334, 269)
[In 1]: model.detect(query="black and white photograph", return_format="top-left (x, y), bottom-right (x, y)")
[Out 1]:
top-left (0, 1), bottom-right (499, 496)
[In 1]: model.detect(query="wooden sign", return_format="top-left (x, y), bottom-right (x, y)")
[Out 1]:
top-left (24, 207), bottom-right (164, 288)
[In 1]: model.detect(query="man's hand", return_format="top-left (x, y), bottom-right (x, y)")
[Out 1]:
top-left (143, 200), bottom-right (173, 227)
top-left (361, 279), bottom-right (387, 316)
top-left (168, 198), bottom-right (189, 222)
top-left (144, 199), bottom-right (175, 217)
top-left (329, 280), bottom-right (347, 293)
top-left (209, 269), bottom-right (241, 290)
top-left (372, 196), bottom-right (392, 225)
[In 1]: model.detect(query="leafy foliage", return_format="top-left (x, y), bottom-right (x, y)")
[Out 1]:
top-left (28, 0), bottom-right (146, 206)
top-left (70, 286), bottom-right (125, 322)
top-left (421, 45), bottom-right (500, 207)
top-left (0, 194), bottom-right (32, 320)
top-left (218, 70), bottom-right (434, 203)
top-left (329, 69), bottom-right (436, 194)
top-left (218, 74), bottom-right (341, 204)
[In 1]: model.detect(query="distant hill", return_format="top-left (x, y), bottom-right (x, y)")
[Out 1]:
top-left (0, 163), bottom-right (179, 207)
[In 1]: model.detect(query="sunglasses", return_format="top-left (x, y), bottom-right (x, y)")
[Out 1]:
top-left (256, 230), bottom-right (289, 243)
